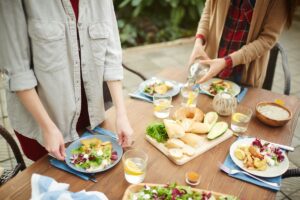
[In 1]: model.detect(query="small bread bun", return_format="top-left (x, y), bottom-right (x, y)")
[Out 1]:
top-left (182, 145), bottom-right (196, 156)
top-left (188, 122), bottom-right (210, 134)
top-left (163, 119), bottom-right (185, 138)
top-left (180, 118), bottom-right (194, 132)
top-left (180, 133), bottom-right (203, 147)
top-left (174, 107), bottom-right (204, 122)
top-left (165, 138), bottom-right (186, 148)
top-left (169, 148), bottom-right (183, 159)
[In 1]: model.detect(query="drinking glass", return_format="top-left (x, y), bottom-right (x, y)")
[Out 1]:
top-left (153, 94), bottom-right (172, 118)
top-left (231, 106), bottom-right (253, 133)
top-left (123, 149), bottom-right (148, 184)
top-left (180, 86), bottom-right (198, 107)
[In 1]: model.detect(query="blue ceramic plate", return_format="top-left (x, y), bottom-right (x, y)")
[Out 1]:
top-left (65, 135), bottom-right (123, 174)
top-left (139, 77), bottom-right (181, 98)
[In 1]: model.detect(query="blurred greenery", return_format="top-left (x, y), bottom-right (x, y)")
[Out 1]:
top-left (114, 0), bottom-right (206, 47)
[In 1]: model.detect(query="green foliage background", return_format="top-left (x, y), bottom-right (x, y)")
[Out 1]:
top-left (114, 0), bottom-right (206, 47)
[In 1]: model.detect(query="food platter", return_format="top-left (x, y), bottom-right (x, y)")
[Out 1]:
top-left (200, 78), bottom-right (241, 97)
top-left (138, 77), bottom-right (181, 98)
top-left (122, 183), bottom-right (238, 200)
top-left (65, 135), bottom-right (123, 174)
top-left (229, 138), bottom-right (289, 178)
top-left (146, 129), bottom-right (233, 165)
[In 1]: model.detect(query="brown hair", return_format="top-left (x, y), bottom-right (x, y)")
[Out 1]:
top-left (286, 0), bottom-right (298, 29)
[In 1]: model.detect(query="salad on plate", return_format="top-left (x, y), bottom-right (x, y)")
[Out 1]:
top-left (127, 183), bottom-right (238, 200)
top-left (70, 138), bottom-right (118, 172)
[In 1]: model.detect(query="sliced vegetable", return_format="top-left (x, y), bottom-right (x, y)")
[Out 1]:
top-left (204, 112), bottom-right (218, 130)
top-left (207, 121), bottom-right (228, 140)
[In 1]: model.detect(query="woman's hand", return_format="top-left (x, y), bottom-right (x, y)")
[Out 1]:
top-left (116, 114), bottom-right (134, 148)
top-left (197, 58), bottom-right (227, 83)
top-left (42, 124), bottom-right (66, 160)
top-left (188, 39), bottom-right (210, 67)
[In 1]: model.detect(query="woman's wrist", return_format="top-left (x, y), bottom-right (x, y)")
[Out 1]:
top-left (195, 34), bottom-right (206, 45)
top-left (224, 56), bottom-right (233, 68)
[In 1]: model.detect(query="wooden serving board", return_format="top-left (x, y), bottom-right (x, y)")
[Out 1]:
top-left (145, 129), bottom-right (233, 165)
top-left (122, 183), bottom-right (237, 200)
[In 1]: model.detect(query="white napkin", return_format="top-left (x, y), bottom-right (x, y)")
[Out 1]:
top-left (31, 174), bottom-right (108, 200)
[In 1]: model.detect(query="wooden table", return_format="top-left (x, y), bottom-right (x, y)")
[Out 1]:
top-left (1, 69), bottom-right (300, 200)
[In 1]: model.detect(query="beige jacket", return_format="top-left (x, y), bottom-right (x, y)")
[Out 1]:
top-left (197, 0), bottom-right (288, 87)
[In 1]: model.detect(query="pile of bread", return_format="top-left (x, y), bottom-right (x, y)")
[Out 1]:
top-left (162, 107), bottom-right (218, 160)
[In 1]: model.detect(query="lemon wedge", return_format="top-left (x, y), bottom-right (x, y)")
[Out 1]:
top-left (124, 159), bottom-right (144, 176)
top-left (154, 100), bottom-right (171, 111)
top-left (232, 113), bottom-right (248, 123)
top-left (274, 99), bottom-right (285, 106)
top-left (187, 92), bottom-right (197, 106)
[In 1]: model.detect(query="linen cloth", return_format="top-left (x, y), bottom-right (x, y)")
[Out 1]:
top-left (31, 174), bottom-right (108, 200)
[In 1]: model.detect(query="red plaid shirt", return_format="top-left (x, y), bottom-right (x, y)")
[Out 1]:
top-left (218, 0), bottom-right (256, 83)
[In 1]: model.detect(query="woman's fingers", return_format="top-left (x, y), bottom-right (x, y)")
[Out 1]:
top-left (52, 149), bottom-right (65, 160)
top-left (60, 143), bottom-right (66, 158)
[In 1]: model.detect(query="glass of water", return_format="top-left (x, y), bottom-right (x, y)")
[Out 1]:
top-left (153, 94), bottom-right (172, 118)
top-left (231, 106), bottom-right (253, 133)
top-left (123, 149), bottom-right (148, 184)
top-left (180, 85), bottom-right (198, 107)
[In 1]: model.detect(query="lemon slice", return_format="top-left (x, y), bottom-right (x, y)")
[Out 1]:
top-left (274, 99), bottom-right (285, 106)
top-left (232, 113), bottom-right (248, 123)
top-left (154, 100), bottom-right (171, 111)
top-left (124, 159), bottom-right (144, 176)
top-left (187, 92), bottom-right (197, 105)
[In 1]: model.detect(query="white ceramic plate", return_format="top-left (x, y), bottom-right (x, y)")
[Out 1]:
top-left (139, 77), bottom-right (181, 98)
top-left (200, 78), bottom-right (241, 97)
top-left (229, 138), bottom-right (289, 178)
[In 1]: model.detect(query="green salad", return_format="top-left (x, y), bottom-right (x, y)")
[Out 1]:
top-left (130, 183), bottom-right (239, 200)
top-left (70, 138), bottom-right (118, 172)
top-left (146, 122), bottom-right (169, 143)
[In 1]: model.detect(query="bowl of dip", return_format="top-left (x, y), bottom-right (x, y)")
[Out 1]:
top-left (256, 102), bottom-right (292, 127)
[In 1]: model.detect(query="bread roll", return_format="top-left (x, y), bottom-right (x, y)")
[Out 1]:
top-left (180, 118), bottom-right (194, 132)
top-left (182, 145), bottom-right (196, 156)
top-left (174, 107), bottom-right (204, 122)
top-left (180, 133), bottom-right (203, 147)
top-left (169, 148), bottom-right (183, 159)
top-left (163, 119), bottom-right (185, 138)
top-left (165, 138), bottom-right (185, 148)
top-left (188, 122), bottom-right (210, 134)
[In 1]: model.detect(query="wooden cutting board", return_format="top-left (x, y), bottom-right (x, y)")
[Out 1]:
top-left (145, 129), bottom-right (233, 165)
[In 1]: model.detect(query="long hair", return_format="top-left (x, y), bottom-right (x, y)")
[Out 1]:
top-left (286, 0), bottom-right (298, 29)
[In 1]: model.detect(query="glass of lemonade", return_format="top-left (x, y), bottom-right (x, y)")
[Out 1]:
top-left (123, 149), bottom-right (148, 184)
top-left (231, 106), bottom-right (253, 133)
top-left (153, 94), bottom-right (172, 118)
top-left (180, 86), bottom-right (198, 107)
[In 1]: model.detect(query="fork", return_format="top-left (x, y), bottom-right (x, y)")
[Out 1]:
top-left (219, 163), bottom-right (280, 188)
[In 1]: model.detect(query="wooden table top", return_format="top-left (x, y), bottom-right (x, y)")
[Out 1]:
top-left (1, 68), bottom-right (300, 200)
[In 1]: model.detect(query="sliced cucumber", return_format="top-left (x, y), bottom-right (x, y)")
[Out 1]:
top-left (204, 112), bottom-right (218, 131)
top-left (207, 121), bottom-right (228, 140)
